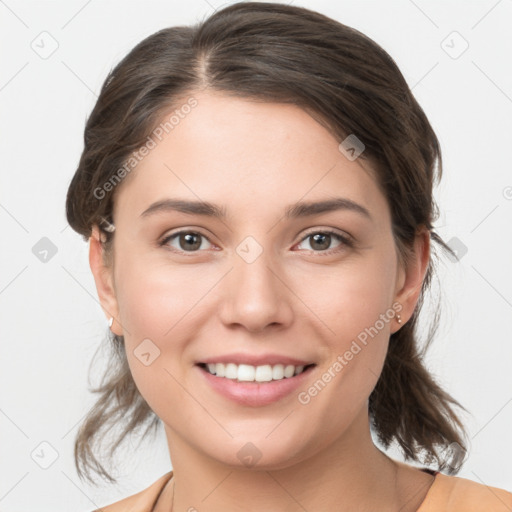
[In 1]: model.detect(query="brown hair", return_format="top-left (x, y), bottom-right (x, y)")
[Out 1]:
top-left (66, 1), bottom-right (469, 484)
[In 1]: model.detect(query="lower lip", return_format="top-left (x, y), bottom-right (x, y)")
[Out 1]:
top-left (197, 365), bottom-right (315, 407)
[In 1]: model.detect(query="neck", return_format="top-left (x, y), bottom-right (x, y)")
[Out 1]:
top-left (164, 406), bottom-right (416, 512)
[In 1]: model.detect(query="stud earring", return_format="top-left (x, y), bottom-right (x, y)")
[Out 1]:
top-left (108, 317), bottom-right (114, 328)
top-left (100, 217), bottom-right (116, 233)
top-left (396, 313), bottom-right (402, 324)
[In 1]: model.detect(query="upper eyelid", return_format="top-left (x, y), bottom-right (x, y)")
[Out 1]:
top-left (299, 227), bottom-right (352, 240)
top-left (160, 228), bottom-right (215, 245)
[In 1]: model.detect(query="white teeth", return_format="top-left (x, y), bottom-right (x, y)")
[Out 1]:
top-left (216, 363), bottom-right (225, 377)
top-left (203, 362), bottom-right (309, 382)
top-left (272, 364), bottom-right (284, 380)
top-left (255, 365), bottom-right (273, 382)
top-left (238, 364), bottom-right (255, 382)
top-left (283, 365), bottom-right (295, 378)
top-left (225, 363), bottom-right (238, 379)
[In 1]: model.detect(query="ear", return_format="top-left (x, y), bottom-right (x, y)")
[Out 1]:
top-left (392, 227), bottom-right (430, 333)
top-left (89, 225), bottom-right (122, 335)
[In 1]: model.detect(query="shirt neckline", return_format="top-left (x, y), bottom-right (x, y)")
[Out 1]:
top-left (413, 466), bottom-right (440, 511)
top-left (153, 465), bottom-right (440, 511)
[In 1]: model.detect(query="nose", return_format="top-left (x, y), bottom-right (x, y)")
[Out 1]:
top-left (218, 249), bottom-right (294, 334)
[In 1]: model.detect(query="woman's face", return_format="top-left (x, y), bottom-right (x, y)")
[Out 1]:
top-left (92, 91), bottom-right (422, 469)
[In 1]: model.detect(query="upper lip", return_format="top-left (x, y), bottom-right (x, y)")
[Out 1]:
top-left (198, 353), bottom-right (315, 367)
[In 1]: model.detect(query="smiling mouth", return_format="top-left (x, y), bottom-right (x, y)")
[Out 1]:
top-left (197, 362), bottom-right (316, 383)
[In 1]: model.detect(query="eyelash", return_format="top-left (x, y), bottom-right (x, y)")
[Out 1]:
top-left (159, 228), bottom-right (353, 256)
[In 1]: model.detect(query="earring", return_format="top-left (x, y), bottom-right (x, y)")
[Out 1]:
top-left (100, 217), bottom-right (116, 233)
top-left (396, 313), bottom-right (402, 324)
top-left (108, 317), bottom-right (114, 328)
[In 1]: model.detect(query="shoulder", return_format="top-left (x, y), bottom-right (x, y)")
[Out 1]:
top-left (420, 471), bottom-right (512, 512)
top-left (91, 471), bottom-right (173, 512)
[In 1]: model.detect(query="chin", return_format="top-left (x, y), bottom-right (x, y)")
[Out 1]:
top-left (202, 434), bottom-right (314, 472)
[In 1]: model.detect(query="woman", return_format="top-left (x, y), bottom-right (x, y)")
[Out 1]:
top-left (65, 2), bottom-right (512, 511)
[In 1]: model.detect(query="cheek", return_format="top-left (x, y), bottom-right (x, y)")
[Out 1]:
top-left (294, 240), bottom-right (398, 349)
top-left (111, 250), bottom-right (221, 407)
top-left (294, 243), bottom-right (397, 413)
top-left (334, 267), bottom-right (396, 347)
top-left (112, 259), bottom-right (194, 415)
top-left (113, 250), bottom-right (212, 342)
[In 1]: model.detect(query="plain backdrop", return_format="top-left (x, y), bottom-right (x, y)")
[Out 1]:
top-left (1, 0), bottom-right (511, 510)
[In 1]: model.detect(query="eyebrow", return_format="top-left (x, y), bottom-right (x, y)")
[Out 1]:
top-left (140, 197), bottom-right (372, 221)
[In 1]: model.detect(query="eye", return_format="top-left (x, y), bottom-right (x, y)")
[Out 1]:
top-left (159, 228), bottom-right (353, 256)
top-left (295, 229), bottom-right (353, 254)
top-left (160, 230), bottom-right (214, 253)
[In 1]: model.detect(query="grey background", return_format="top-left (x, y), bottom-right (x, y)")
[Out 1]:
top-left (1, 0), bottom-right (511, 510)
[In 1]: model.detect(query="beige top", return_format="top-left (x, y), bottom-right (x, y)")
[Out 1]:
top-left (93, 465), bottom-right (512, 511)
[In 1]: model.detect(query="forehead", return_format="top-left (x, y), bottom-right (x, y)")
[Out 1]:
top-left (113, 91), bottom-right (388, 224)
